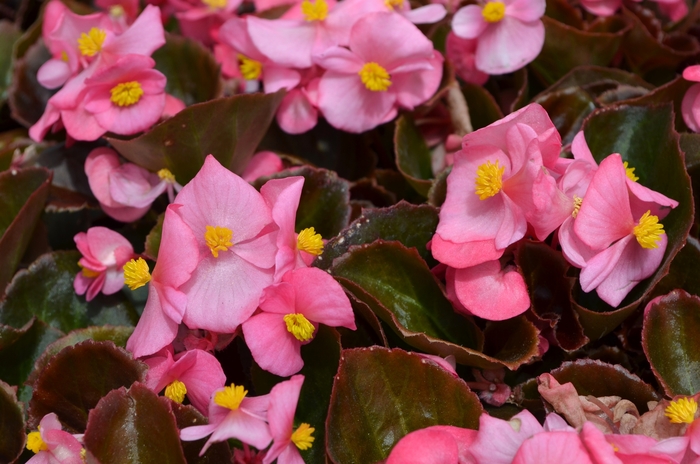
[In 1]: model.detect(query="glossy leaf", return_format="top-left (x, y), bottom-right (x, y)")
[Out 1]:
top-left (153, 33), bottom-right (221, 106)
top-left (622, 76), bottom-right (693, 132)
top-left (649, 236), bottom-right (700, 299)
top-left (84, 383), bottom-right (186, 464)
top-left (107, 91), bottom-right (285, 183)
top-left (642, 290), bottom-right (700, 396)
top-left (29, 340), bottom-right (147, 432)
top-left (8, 40), bottom-right (53, 128)
top-left (326, 347), bottom-right (483, 463)
top-left (315, 201), bottom-right (439, 270)
top-left (171, 403), bottom-right (232, 464)
top-left (462, 83), bottom-right (504, 130)
top-left (0, 251), bottom-right (138, 332)
top-left (0, 380), bottom-right (24, 464)
top-left (332, 241), bottom-right (538, 369)
top-left (394, 115), bottom-right (433, 196)
top-left (549, 359), bottom-right (659, 412)
top-left (574, 103), bottom-right (693, 339)
top-left (0, 167), bottom-right (51, 294)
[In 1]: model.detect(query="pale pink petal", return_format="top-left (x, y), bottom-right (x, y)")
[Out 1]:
top-left (452, 5), bottom-right (488, 39)
top-left (101, 5), bottom-right (165, 58)
top-left (276, 89), bottom-right (319, 135)
top-left (210, 409), bottom-right (272, 451)
top-left (109, 164), bottom-right (165, 208)
top-left (86, 226), bottom-right (133, 264)
top-left (29, 102), bottom-right (61, 142)
top-left (475, 17), bottom-right (544, 75)
top-left (153, 204), bottom-right (201, 287)
top-left (627, 179), bottom-right (679, 221)
top-left (579, 235), bottom-right (633, 295)
top-left (262, 65), bottom-right (301, 93)
top-left (218, 16), bottom-right (265, 62)
top-left (452, 261), bottom-right (530, 321)
top-left (247, 17), bottom-right (316, 68)
top-left (100, 203), bottom-right (150, 223)
top-left (558, 216), bottom-right (598, 268)
top-left (37, 59), bottom-right (71, 89)
top-left (512, 431), bottom-right (593, 464)
top-left (263, 375), bottom-right (305, 464)
top-left (313, 46), bottom-right (364, 73)
top-left (176, 350), bottom-right (227, 414)
top-left (528, 168), bottom-right (572, 241)
top-left (242, 312), bottom-right (304, 377)
top-left (402, 4), bottom-right (447, 23)
top-left (92, 92), bottom-right (166, 135)
top-left (102, 266), bottom-right (126, 294)
top-left (470, 410), bottom-right (544, 464)
top-left (391, 51), bottom-right (444, 110)
top-left (260, 176), bottom-right (304, 278)
top-left (505, 0), bottom-right (546, 22)
top-left (60, 104), bottom-right (107, 142)
top-left (233, 232), bottom-right (279, 270)
top-left (580, 0), bottom-right (621, 16)
top-left (682, 83), bottom-right (700, 133)
top-left (431, 233), bottom-right (503, 269)
top-left (284, 268), bottom-right (356, 329)
top-left (126, 282), bottom-right (181, 358)
top-left (242, 151), bottom-right (284, 182)
top-left (85, 147), bottom-right (122, 207)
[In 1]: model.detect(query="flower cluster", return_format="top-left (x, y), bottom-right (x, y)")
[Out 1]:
top-left (432, 103), bottom-right (678, 320)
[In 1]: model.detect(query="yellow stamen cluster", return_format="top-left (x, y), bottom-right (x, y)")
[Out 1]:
top-left (297, 227), bottom-right (324, 256)
top-left (158, 168), bottom-right (176, 183)
top-left (205, 225), bottom-right (234, 258)
top-left (79, 263), bottom-right (100, 278)
top-left (291, 423), bottom-right (315, 450)
top-left (109, 5), bottom-right (125, 17)
top-left (238, 54), bottom-right (263, 81)
top-left (60, 50), bottom-right (68, 62)
top-left (26, 430), bottom-right (48, 454)
top-left (301, 0), bottom-right (328, 21)
top-left (474, 160), bottom-right (505, 200)
top-left (384, 0), bottom-right (404, 9)
top-left (572, 195), bottom-right (583, 218)
top-left (214, 384), bottom-right (247, 410)
top-left (110, 81), bottom-right (143, 107)
top-left (623, 161), bottom-right (639, 182)
top-left (202, 0), bottom-right (227, 8)
top-left (123, 258), bottom-right (151, 290)
top-left (665, 397), bottom-right (698, 424)
top-left (633, 210), bottom-right (664, 249)
top-left (284, 313), bottom-right (315, 342)
top-left (77, 28), bottom-right (106, 57)
top-left (164, 380), bottom-right (187, 403)
top-left (482, 1), bottom-right (506, 22)
top-left (359, 62), bottom-right (392, 92)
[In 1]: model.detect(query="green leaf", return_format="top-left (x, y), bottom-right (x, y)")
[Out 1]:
top-left (172, 403), bottom-right (232, 464)
top-left (394, 115), bottom-right (433, 196)
top-left (0, 380), bottom-right (24, 464)
top-left (623, 76), bottom-right (694, 132)
top-left (28, 340), bottom-right (147, 432)
top-left (462, 83), bottom-right (504, 131)
top-left (0, 167), bottom-right (51, 293)
top-left (0, 251), bottom-right (139, 333)
top-left (315, 201), bottom-right (438, 270)
top-left (326, 347), bottom-right (483, 463)
top-left (84, 383), bottom-right (186, 464)
top-left (332, 241), bottom-right (537, 369)
top-left (107, 91), bottom-right (285, 183)
top-left (649, 236), bottom-right (700, 299)
top-left (0, 21), bottom-right (21, 103)
top-left (531, 16), bottom-right (630, 86)
top-left (642, 290), bottom-right (700, 396)
top-left (550, 359), bottom-right (660, 412)
top-left (8, 40), bottom-right (53, 128)
top-left (256, 166), bottom-right (351, 238)
top-left (574, 103), bottom-right (693, 339)
top-left (153, 33), bottom-right (221, 106)
top-left (144, 212), bottom-right (164, 261)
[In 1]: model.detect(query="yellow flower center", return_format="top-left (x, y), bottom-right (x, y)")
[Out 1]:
top-left (238, 54), bottom-right (263, 81)
top-left (572, 195), bottom-right (583, 218)
top-left (359, 62), bottom-right (392, 92)
top-left (164, 380), bottom-right (187, 403)
top-left (109, 5), bottom-right (125, 17)
top-left (297, 227), bottom-right (324, 256)
top-left (79, 263), bottom-right (100, 278)
top-left (110, 81), bottom-right (143, 107)
top-left (384, 0), bottom-right (404, 9)
top-left (291, 423), bottom-right (315, 450)
top-left (81, 448), bottom-right (87, 461)
top-left (204, 225), bottom-right (233, 258)
top-left (27, 430), bottom-right (48, 454)
top-left (214, 384), bottom-right (247, 410)
top-left (665, 397), bottom-right (698, 424)
top-left (60, 50), bottom-right (68, 62)
top-left (123, 258), bottom-right (151, 290)
top-left (474, 160), bottom-right (505, 200)
top-left (482, 1), bottom-right (505, 22)
top-left (633, 210), bottom-right (664, 249)
top-left (301, 0), bottom-right (328, 21)
top-left (284, 313), bottom-right (315, 342)
top-left (158, 168), bottom-right (176, 183)
top-left (202, 0), bottom-right (227, 8)
top-left (623, 161), bottom-right (639, 182)
top-left (77, 27), bottom-right (106, 57)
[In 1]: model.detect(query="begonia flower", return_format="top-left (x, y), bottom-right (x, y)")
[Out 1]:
top-left (143, 346), bottom-right (226, 414)
top-left (469, 409), bottom-right (544, 464)
top-left (180, 383), bottom-right (272, 455)
top-left (73, 226), bottom-right (135, 301)
top-left (432, 103), bottom-right (561, 269)
top-left (85, 147), bottom-right (180, 222)
top-left (171, 155), bottom-right (278, 333)
top-left (452, 0), bottom-right (545, 74)
top-left (511, 431), bottom-right (592, 464)
top-left (385, 425), bottom-right (478, 464)
top-left (242, 267), bottom-right (355, 376)
top-left (574, 154), bottom-right (678, 307)
top-left (314, 12), bottom-right (443, 133)
top-left (275, 68), bottom-right (322, 134)
top-left (126, 205), bottom-right (200, 358)
top-left (263, 375), bottom-right (317, 464)
top-left (242, 151), bottom-right (285, 182)
top-left (682, 65), bottom-right (700, 133)
top-left (446, 32), bottom-right (489, 86)
top-left (337, 0), bottom-right (447, 25)
top-left (26, 413), bottom-right (84, 464)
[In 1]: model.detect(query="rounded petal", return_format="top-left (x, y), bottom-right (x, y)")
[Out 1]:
top-left (452, 5), bottom-right (488, 39)
top-left (262, 65), bottom-right (301, 93)
top-left (475, 17), bottom-right (544, 75)
top-left (284, 267), bottom-right (356, 329)
top-left (386, 427), bottom-right (461, 464)
top-left (391, 51), bottom-right (444, 110)
top-left (177, 350), bottom-right (227, 414)
top-left (505, 0), bottom-right (546, 22)
top-left (402, 4), bottom-right (447, 24)
top-left (682, 83), bottom-right (700, 133)
top-left (37, 59), bottom-right (71, 89)
top-left (126, 283), bottom-right (181, 358)
top-left (93, 92), bottom-right (166, 135)
top-left (242, 312), bottom-right (304, 377)
top-left (276, 89), bottom-right (319, 135)
top-left (85, 147), bottom-right (122, 207)
top-left (267, 375), bottom-right (304, 441)
top-left (470, 410), bottom-right (544, 464)
top-left (247, 17), bottom-right (315, 68)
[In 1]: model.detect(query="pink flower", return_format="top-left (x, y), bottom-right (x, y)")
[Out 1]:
top-left (431, 103), bottom-right (561, 269)
top-left (73, 226), bottom-right (134, 301)
top-left (446, 32), bottom-right (489, 86)
top-left (332, 0), bottom-right (447, 25)
top-left (171, 155), bottom-right (278, 333)
top-left (511, 431), bottom-right (593, 464)
top-left (242, 267), bottom-right (355, 376)
top-left (574, 154), bottom-right (678, 306)
top-left (126, 205), bottom-right (200, 358)
top-left (26, 413), bottom-right (84, 464)
top-left (180, 383), bottom-right (272, 455)
top-left (452, 0), bottom-right (545, 74)
top-left (263, 375), bottom-right (317, 464)
top-left (314, 12), bottom-right (443, 133)
top-left (143, 346), bottom-right (226, 414)
top-left (682, 66), bottom-right (700, 133)
top-left (386, 425), bottom-right (478, 464)
top-left (242, 151), bottom-right (284, 183)
top-left (469, 410), bottom-right (545, 464)
top-left (85, 147), bottom-right (180, 222)
top-left (275, 68), bottom-right (322, 135)
top-left (579, 0), bottom-right (621, 16)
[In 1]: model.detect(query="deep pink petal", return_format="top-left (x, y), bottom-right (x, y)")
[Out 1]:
top-left (260, 176), bottom-right (304, 278)
top-left (682, 83), bottom-right (700, 133)
top-left (470, 410), bottom-right (544, 464)
top-left (267, 375), bottom-right (304, 442)
top-left (242, 151), bottom-right (284, 182)
top-left (512, 431), bottom-right (593, 464)
top-left (386, 427), bottom-right (461, 464)
top-left (242, 312), bottom-right (304, 377)
top-left (101, 4), bottom-right (165, 58)
top-left (153, 205), bottom-right (200, 287)
top-left (431, 234), bottom-right (503, 269)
